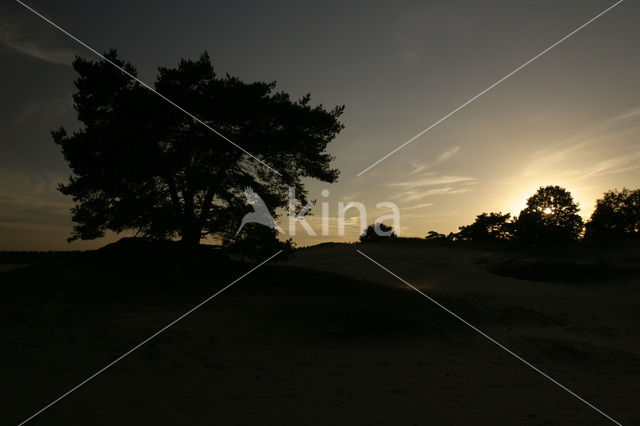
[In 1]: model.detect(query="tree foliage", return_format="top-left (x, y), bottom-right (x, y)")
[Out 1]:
top-left (426, 186), bottom-right (640, 245)
top-left (513, 186), bottom-right (583, 243)
top-left (53, 51), bottom-right (344, 247)
top-left (425, 230), bottom-right (447, 240)
top-left (585, 188), bottom-right (640, 240)
top-left (359, 223), bottom-right (397, 243)
top-left (224, 225), bottom-right (295, 261)
top-left (456, 212), bottom-right (512, 242)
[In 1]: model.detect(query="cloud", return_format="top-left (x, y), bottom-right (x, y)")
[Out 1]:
top-left (410, 145), bottom-right (461, 174)
top-left (565, 152), bottom-right (640, 180)
top-left (0, 6), bottom-right (76, 65)
top-left (437, 145), bottom-right (461, 162)
top-left (392, 187), bottom-right (472, 203)
top-left (13, 95), bottom-right (73, 124)
top-left (385, 151), bottom-right (476, 204)
top-left (385, 175), bottom-right (476, 188)
top-left (338, 191), bottom-right (362, 202)
top-left (403, 202), bottom-right (434, 210)
top-left (520, 107), bottom-right (640, 182)
top-left (521, 142), bottom-right (589, 177)
top-left (607, 107), bottom-right (640, 123)
top-left (0, 168), bottom-right (70, 228)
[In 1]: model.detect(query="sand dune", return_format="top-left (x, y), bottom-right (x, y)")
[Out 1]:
top-left (2, 241), bottom-right (639, 425)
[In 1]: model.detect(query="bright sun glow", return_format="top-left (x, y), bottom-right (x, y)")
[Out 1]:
top-left (504, 181), bottom-right (592, 221)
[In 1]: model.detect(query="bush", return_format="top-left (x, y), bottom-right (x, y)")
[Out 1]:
top-left (425, 231), bottom-right (447, 240)
top-left (224, 224), bottom-right (295, 261)
top-left (456, 212), bottom-right (512, 242)
top-left (359, 223), bottom-right (397, 243)
top-left (585, 188), bottom-right (640, 240)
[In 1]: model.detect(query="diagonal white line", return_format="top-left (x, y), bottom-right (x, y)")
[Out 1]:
top-left (356, 249), bottom-right (623, 426)
top-left (15, 0), bottom-right (282, 177)
top-left (356, 0), bottom-right (624, 176)
top-left (18, 250), bottom-right (282, 426)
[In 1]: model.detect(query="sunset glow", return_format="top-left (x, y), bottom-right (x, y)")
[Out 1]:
top-left (0, 1), bottom-right (638, 250)
top-left (2, 3), bottom-right (639, 425)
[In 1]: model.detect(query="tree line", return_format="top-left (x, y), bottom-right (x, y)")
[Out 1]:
top-left (54, 52), bottom-right (637, 252)
top-left (423, 185), bottom-right (640, 244)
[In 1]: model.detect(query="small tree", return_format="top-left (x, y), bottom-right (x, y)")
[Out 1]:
top-left (456, 212), bottom-right (512, 242)
top-left (224, 225), bottom-right (295, 262)
top-left (425, 230), bottom-right (447, 240)
top-left (585, 188), bottom-right (640, 240)
top-left (513, 186), bottom-right (583, 243)
top-left (359, 223), bottom-right (397, 243)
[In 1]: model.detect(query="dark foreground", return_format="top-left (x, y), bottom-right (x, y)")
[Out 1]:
top-left (1, 241), bottom-right (639, 425)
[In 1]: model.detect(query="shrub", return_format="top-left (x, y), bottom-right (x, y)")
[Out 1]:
top-left (359, 223), bottom-right (397, 243)
top-left (585, 188), bottom-right (640, 240)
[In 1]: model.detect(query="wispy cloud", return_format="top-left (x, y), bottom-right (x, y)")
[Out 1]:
top-left (410, 145), bottom-right (461, 174)
top-left (520, 107), bottom-right (640, 182)
top-left (437, 145), bottom-right (461, 162)
top-left (0, 168), bottom-right (70, 228)
top-left (391, 187), bottom-right (472, 203)
top-left (385, 148), bottom-right (476, 205)
top-left (13, 95), bottom-right (73, 124)
top-left (0, 6), bottom-right (76, 65)
top-left (607, 107), bottom-right (640, 123)
top-left (565, 152), bottom-right (640, 180)
top-left (385, 174), bottom-right (476, 188)
top-left (403, 202), bottom-right (434, 210)
top-left (338, 191), bottom-right (361, 202)
top-left (403, 208), bottom-right (461, 223)
top-left (521, 142), bottom-right (589, 177)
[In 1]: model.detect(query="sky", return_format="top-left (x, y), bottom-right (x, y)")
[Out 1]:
top-left (1, 0), bottom-right (639, 250)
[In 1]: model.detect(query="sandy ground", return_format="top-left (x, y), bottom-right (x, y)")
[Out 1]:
top-left (2, 241), bottom-right (639, 425)
top-left (289, 242), bottom-right (640, 351)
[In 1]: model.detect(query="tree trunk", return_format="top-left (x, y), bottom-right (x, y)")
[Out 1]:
top-left (180, 183), bottom-right (201, 249)
top-left (180, 223), bottom-right (202, 250)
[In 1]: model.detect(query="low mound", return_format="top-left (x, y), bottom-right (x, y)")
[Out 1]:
top-left (488, 257), bottom-right (640, 283)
